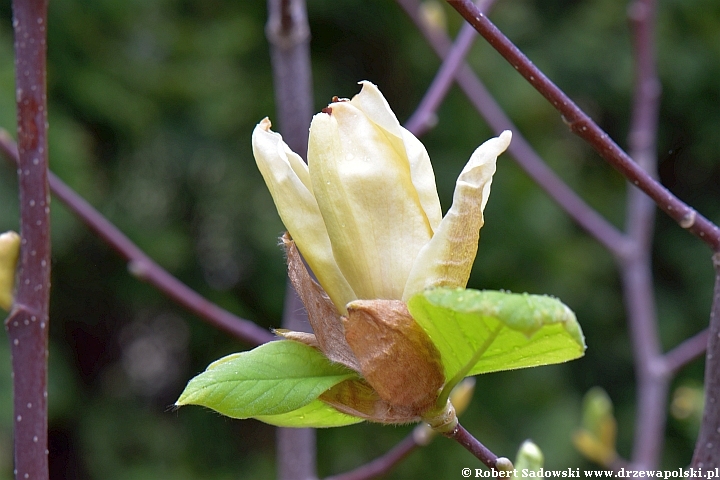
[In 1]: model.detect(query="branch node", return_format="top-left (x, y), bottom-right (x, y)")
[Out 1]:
top-left (127, 259), bottom-right (149, 279)
top-left (266, 0), bottom-right (310, 49)
top-left (627, 1), bottom-right (649, 23)
top-left (713, 252), bottom-right (720, 268)
top-left (496, 457), bottom-right (514, 472)
top-left (680, 210), bottom-right (697, 229)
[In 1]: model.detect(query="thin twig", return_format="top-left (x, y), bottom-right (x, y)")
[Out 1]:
top-left (267, 0), bottom-right (313, 159)
top-left (621, 0), bottom-right (666, 469)
top-left (691, 253), bottom-right (720, 469)
top-left (663, 328), bottom-right (709, 376)
top-left (405, 0), bottom-right (498, 136)
top-left (266, 0), bottom-right (318, 478)
top-left (5, 0), bottom-right (51, 478)
top-left (446, 0), bottom-right (720, 252)
top-left (444, 423), bottom-right (500, 470)
top-left (0, 132), bottom-right (274, 347)
top-left (324, 433), bottom-right (419, 480)
top-left (397, 0), bottom-right (631, 258)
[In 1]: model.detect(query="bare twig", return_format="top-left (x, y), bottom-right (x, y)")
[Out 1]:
top-left (446, 0), bottom-right (720, 252)
top-left (5, 0), bottom-right (51, 478)
top-left (266, 0), bottom-right (318, 478)
top-left (663, 328), bottom-right (709, 376)
top-left (621, 255), bottom-right (668, 470)
top-left (405, 21), bottom-right (477, 137)
top-left (405, 0), bottom-right (498, 136)
top-left (691, 253), bottom-right (720, 469)
top-left (267, 0), bottom-right (313, 159)
top-left (621, 0), bottom-right (667, 469)
top-left (397, 0), bottom-right (631, 258)
top-left (444, 423), bottom-right (500, 471)
top-left (0, 132), bottom-right (275, 347)
top-left (324, 433), bottom-right (419, 480)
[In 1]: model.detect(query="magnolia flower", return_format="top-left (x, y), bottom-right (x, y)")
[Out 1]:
top-left (252, 81), bottom-right (511, 424)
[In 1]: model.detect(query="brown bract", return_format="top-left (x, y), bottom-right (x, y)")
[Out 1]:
top-left (344, 299), bottom-right (444, 410)
top-left (279, 233), bottom-right (360, 371)
top-left (279, 233), bottom-right (446, 423)
top-left (320, 379), bottom-right (420, 424)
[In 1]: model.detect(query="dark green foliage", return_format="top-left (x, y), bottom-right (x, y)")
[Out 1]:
top-left (0, 0), bottom-right (718, 477)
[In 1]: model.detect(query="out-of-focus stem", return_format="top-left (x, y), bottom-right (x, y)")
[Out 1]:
top-left (663, 328), bottom-right (708, 376)
top-left (0, 131), bottom-right (274, 347)
top-left (622, 0), bottom-right (666, 468)
top-left (323, 434), bottom-right (419, 480)
top-left (267, 0), bottom-right (313, 159)
top-left (405, 0), bottom-right (498, 136)
top-left (446, 0), bottom-right (720, 251)
top-left (266, 0), bottom-right (318, 479)
top-left (397, 0), bottom-right (630, 257)
top-left (691, 254), bottom-right (720, 469)
top-left (5, 0), bottom-right (51, 478)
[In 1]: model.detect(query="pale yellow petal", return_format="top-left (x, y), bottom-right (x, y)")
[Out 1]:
top-left (0, 231), bottom-right (20, 311)
top-left (308, 106), bottom-right (432, 300)
top-left (252, 118), bottom-right (356, 310)
top-left (400, 127), bottom-right (442, 231)
top-left (352, 81), bottom-right (442, 230)
top-left (402, 131), bottom-right (511, 299)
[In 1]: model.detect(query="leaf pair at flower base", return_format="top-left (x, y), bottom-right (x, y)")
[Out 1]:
top-left (175, 286), bottom-right (586, 428)
top-left (175, 340), bottom-right (363, 428)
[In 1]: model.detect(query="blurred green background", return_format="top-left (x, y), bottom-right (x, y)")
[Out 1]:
top-left (0, 0), bottom-right (718, 478)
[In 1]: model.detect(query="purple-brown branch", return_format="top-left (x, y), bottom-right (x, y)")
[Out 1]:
top-left (266, 1), bottom-right (318, 479)
top-left (397, 0), bottom-right (630, 258)
top-left (0, 132), bottom-right (274, 347)
top-left (663, 328), bottom-right (709, 376)
top-left (444, 423), bottom-right (501, 471)
top-left (443, 0), bottom-right (719, 467)
top-left (621, 0), bottom-right (666, 468)
top-left (691, 254), bottom-right (720, 469)
top-left (405, 20), bottom-right (478, 137)
top-left (324, 433), bottom-right (420, 480)
top-left (446, 0), bottom-right (720, 252)
top-left (399, 0), bottom-right (713, 469)
top-left (5, 0), bottom-right (51, 479)
top-left (404, 0), bottom-right (498, 136)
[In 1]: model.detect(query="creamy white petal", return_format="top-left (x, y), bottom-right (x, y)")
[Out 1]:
top-left (402, 131), bottom-right (512, 300)
top-left (309, 106), bottom-right (433, 301)
top-left (400, 127), bottom-right (442, 231)
top-left (352, 81), bottom-right (442, 231)
top-left (252, 118), bottom-right (356, 310)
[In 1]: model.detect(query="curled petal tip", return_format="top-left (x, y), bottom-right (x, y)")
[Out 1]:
top-left (499, 129), bottom-right (512, 146)
top-left (258, 117), bottom-right (272, 131)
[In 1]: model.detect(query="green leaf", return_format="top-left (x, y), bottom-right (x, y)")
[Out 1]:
top-left (255, 399), bottom-right (364, 428)
top-left (407, 288), bottom-right (585, 383)
top-left (176, 340), bottom-right (358, 418)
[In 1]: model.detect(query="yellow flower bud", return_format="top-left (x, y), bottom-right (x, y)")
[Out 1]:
top-left (253, 81), bottom-right (511, 313)
top-left (0, 231), bottom-right (21, 311)
top-left (253, 81), bottom-right (511, 424)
